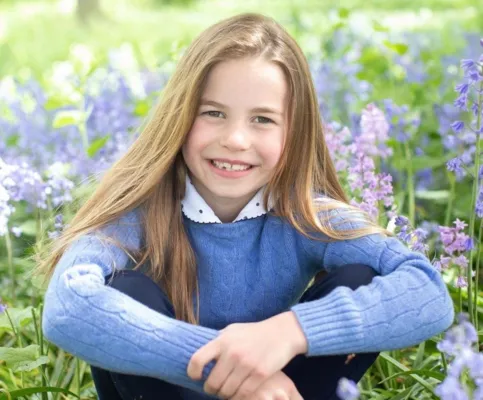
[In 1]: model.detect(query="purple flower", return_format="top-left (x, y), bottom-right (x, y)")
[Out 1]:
top-left (356, 103), bottom-right (392, 158)
top-left (450, 121), bottom-right (465, 133)
top-left (435, 375), bottom-right (469, 400)
top-left (454, 83), bottom-right (469, 95)
top-left (0, 299), bottom-right (6, 314)
top-left (454, 95), bottom-right (468, 110)
top-left (11, 226), bottom-right (22, 237)
top-left (336, 377), bottom-right (359, 400)
top-left (456, 276), bottom-right (468, 288)
top-left (395, 215), bottom-right (409, 226)
top-left (446, 158), bottom-right (463, 174)
top-left (468, 69), bottom-right (482, 84)
top-left (454, 219), bottom-right (468, 230)
top-left (460, 59), bottom-right (475, 73)
top-left (476, 184), bottom-right (483, 217)
top-left (464, 237), bottom-right (474, 251)
top-left (467, 352), bottom-right (483, 385)
top-left (437, 312), bottom-right (476, 357)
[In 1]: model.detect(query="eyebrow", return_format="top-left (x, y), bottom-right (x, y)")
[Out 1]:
top-left (200, 99), bottom-right (283, 116)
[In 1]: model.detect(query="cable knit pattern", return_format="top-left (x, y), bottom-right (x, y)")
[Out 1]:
top-left (42, 207), bottom-right (455, 400)
top-left (42, 209), bottom-right (220, 397)
top-left (290, 208), bottom-right (454, 356)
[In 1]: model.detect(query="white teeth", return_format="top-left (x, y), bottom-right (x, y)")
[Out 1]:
top-left (211, 160), bottom-right (251, 171)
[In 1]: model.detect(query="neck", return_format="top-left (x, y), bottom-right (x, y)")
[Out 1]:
top-left (201, 189), bottom-right (255, 223)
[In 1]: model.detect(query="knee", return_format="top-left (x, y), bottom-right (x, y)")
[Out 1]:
top-left (106, 269), bottom-right (152, 295)
top-left (330, 264), bottom-right (379, 291)
top-left (106, 269), bottom-right (175, 317)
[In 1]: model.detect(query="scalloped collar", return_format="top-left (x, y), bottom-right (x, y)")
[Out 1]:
top-left (181, 174), bottom-right (274, 224)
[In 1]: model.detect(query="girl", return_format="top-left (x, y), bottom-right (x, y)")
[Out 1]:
top-left (37, 12), bottom-right (455, 400)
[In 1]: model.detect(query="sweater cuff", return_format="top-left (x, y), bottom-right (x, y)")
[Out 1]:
top-left (290, 286), bottom-right (366, 357)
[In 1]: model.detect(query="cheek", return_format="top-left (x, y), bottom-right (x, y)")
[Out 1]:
top-left (183, 123), bottom-right (208, 158)
top-left (259, 135), bottom-right (284, 169)
top-left (187, 120), bottom-right (214, 148)
top-left (257, 149), bottom-right (281, 171)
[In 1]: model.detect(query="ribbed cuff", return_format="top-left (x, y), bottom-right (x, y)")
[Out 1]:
top-left (290, 287), bottom-right (365, 357)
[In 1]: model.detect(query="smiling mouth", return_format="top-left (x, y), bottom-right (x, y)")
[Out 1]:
top-left (209, 160), bottom-right (254, 170)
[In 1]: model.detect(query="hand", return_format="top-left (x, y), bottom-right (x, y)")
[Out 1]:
top-left (187, 312), bottom-right (307, 399)
top-left (229, 370), bottom-right (303, 400)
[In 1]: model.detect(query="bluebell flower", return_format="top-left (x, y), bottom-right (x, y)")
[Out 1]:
top-left (11, 226), bottom-right (22, 237)
top-left (464, 237), bottom-right (474, 251)
top-left (0, 299), bottom-right (6, 314)
top-left (471, 102), bottom-right (479, 117)
top-left (435, 376), bottom-right (469, 400)
top-left (468, 69), bottom-right (481, 84)
top-left (394, 215), bottom-right (409, 227)
top-left (454, 95), bottom-right (468, 110)
top-left (451, 121), bottom-right (465, 133)
top-left (446, 158), bottom-right (463, 174)
top-left (460, 59), bottom-right (475, 73)
top-left (336, 378), bottom-right (359, 400)
top-left (455, 83), bottom-right (469, 96)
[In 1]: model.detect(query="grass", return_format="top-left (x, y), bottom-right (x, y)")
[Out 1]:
top-left (0, 0), bottom-right (482, 78)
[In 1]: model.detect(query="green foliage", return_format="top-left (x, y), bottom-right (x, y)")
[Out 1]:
top-left (1, 1), bottom-right (482, 399)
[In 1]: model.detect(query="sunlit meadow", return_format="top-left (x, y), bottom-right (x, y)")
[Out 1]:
top-left (1, 1), bottom-right (483, 399)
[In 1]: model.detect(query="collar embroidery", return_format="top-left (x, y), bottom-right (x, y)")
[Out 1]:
top-left (181, 175), bottom-right (274, 224)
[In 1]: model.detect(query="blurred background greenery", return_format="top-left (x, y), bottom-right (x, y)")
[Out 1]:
top-left (1, 1), bottom-right (483, 399)
top-left (1, 0), bottom-right (482, 80)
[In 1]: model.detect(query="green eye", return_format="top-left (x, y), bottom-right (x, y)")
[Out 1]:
top-left (203, 111), bottom-right (224, 118)
top-left (255, 116), bottom-right (274, 124)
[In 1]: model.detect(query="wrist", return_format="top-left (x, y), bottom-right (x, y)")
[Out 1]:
top-left (279, 311), bottom-right (308, 355)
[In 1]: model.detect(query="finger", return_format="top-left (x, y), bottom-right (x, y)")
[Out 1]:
top-left (203, 352), bottom-right (236, 396)
top-left (291, 388), bottom-right (304, 400)
top-left (187, 340), bottom-right (220, 380)
top-left (217, 360), bottom-right (252, 399)
top-left (232, 369), bottom-right (268, 400)
top-left (274, 390), bottom-right (290, 400)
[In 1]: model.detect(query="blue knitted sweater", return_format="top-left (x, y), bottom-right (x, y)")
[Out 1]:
top-left (42, 206), bottom-right (454, 399)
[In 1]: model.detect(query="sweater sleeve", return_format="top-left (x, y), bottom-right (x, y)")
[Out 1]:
top-left (290, 208), bottom-right (455, 357)
top-left (42, 209), bottom-right (219, 396)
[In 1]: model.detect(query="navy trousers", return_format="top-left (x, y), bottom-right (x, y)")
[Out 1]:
top-left (90, 264), bottom-right (380, 400)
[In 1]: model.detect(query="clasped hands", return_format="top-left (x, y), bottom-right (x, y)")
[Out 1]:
top-left (187, 311), bottom-right (308, 399)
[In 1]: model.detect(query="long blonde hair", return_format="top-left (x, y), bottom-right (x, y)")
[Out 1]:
top-left (34, 12), bottom-right (393, 325)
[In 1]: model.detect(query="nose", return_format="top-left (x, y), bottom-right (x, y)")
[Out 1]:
top-left (219, 124), bottom-right (250, 151)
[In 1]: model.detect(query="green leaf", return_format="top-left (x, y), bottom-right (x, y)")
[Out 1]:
top-left (413, 341), bottom-right (426, 369)
top-left (386, 387), bottom-right (417, 400)
top-left (378, 368), bottom-right (446, 384)
top-left (87, 135), bottom-right (110, 158)
top-left (0, 345), bottom-right (39, 369)
top-left (0, 386), bottom-right (79, 400)
top-left (378, 352), bottom-right (439, 397)
top-left (338, 7), bottom-right (350, 18)
top-left (52, 110), bottom-right (84, 129)
top-left (0, 307), bottom-right (34, 329)
top-left (6, 134), bottom-right (19, 147)
top-left (44, 95), bottom-right (74, 111)
top-left (134, 99), bottom-right (150, 117)
top-left (415, 190), bottom-right (450, 201)
top-left (372, 20), bottom-right (389, 32)
top-left (383, 40), bottom-right (409, 55)
top-left (17, 219), bottom-right (37, 236)
top-left (392, 153), bottom-right (456, 171)
top-left (331, 21), bottom-right (346, 31)
top-left (12, 355), bottom-right (50, 372)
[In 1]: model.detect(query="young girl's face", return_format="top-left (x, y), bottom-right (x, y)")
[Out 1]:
top-left (182, 57), bottom-right (288, 220)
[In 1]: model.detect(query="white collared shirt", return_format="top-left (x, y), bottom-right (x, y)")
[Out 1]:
top-left (181, 175), bottom-right (274, 224)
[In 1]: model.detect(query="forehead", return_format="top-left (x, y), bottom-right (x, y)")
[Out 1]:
top-left (202, 58), bottom-right (288, 114)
